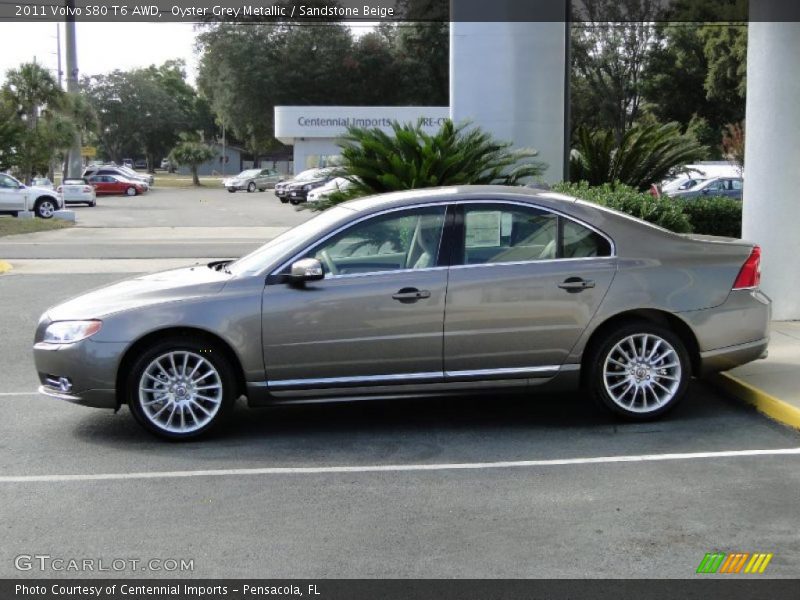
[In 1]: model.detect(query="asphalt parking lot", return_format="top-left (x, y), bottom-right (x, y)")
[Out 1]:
top-left (1, 189), bottom-right (799, 579)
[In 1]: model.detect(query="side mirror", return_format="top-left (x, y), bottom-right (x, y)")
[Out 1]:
top-left (288, 258), bottom-right (324, 284)
top-left (18, 184), bottom-right (26, 189)
top-left (702, 188), bottom-right (710, 195)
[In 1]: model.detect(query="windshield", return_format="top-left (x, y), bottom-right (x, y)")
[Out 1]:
top-left (227, 206), bottom-right (355, 276)
top-left (237, 170), bottom-right (259, 178)
top-left (294, 169), bottom-right (328, 181)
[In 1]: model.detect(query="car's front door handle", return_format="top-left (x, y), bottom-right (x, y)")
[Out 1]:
top-left (558, 278), bottom-right (595, 293)
top-left (392, 287), bottom-right (431, 302)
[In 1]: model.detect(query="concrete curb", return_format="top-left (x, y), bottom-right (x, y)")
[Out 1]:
top-left (710, 372), bottom-right (800, 431)
top-left (0, 260), bottom-right (12, 274)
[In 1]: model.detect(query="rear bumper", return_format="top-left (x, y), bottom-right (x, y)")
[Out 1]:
top-left (698, 337), bottom-right (769, 376)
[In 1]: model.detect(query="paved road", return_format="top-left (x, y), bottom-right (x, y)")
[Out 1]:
top-left (1, 273), bottom-right (799, 579)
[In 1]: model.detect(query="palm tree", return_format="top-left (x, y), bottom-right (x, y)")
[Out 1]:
top-left (310, 119), bottom-right (547, 211)
top-left (2, 62), bottom-right (69, 183)
top-left (569, 123), bottom-right (708, 191)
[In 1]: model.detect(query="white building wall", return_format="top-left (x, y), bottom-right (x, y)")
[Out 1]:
top-left (743, 20), bottom-right (800, 319)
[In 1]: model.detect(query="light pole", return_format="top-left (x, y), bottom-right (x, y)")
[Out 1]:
top-left (64, 0), bottom-right (83, 179)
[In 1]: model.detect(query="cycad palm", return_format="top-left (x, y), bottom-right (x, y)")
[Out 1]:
top-left (569, 123), bottom-right (708, 191)
top-left (311, 119), bottom-right (546, 210)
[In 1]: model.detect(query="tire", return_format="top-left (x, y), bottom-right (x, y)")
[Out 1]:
top-left (247, 182), bottom-right (256, 193)
top-left (279, 198), bottom-right (289, 204)
top-left (289, 197), bottom-right (302, 205)
top-left (126, 186), bottom-right (137, 197)
top-left (88, 200), bottom-right (96, 207)
top-left (227, 188), bottom-right (237, 193)
top-left (126, 337), bottom-right (238, 440)
top-left (589, 321), bottom-right (690, 421)
top-left (34, 198), bottom-right (56, 219)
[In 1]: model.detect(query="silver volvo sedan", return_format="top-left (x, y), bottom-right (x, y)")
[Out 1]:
top-left (33, 186), bottom-right (770, 439)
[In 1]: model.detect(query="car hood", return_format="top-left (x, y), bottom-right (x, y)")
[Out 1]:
top-left (29, 185), bottom-right (57, 195)
top-left (46, 265), bottom-right (231, 321)
top-left (288, 178), bottom-right (326, 189)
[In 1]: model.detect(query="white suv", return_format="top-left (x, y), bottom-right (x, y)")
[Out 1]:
top-left (0, 173), bottom-right (63, 218)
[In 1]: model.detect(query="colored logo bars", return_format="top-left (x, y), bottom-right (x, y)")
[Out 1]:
top-left (697, 552), bottom-right (774, 574)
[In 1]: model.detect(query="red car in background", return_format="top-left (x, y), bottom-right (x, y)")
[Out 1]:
top-left (87, 175), bottom-right (146, 196)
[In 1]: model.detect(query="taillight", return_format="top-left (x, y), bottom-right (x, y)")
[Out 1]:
top-left (83, 186), bottom-right (92, 193)
top-left (733, 245), bottom-right (761, 290)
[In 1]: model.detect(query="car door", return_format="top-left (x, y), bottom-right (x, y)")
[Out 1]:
top-left (0, 174), bottom-right (26, 211)
top-left (443, 202), bottom-right (617, 379)
top-left (261, 205), bottom-right (449, 390)
top-left (89, 176), bottom-right (106, 194)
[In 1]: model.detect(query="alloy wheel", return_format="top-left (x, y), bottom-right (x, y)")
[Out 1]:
top-left (37, 200), bottom-right (55, 218)
top-left (137, 350), bottom-right (223, 434)
top-left (602, 333), bottom-right (682, 414)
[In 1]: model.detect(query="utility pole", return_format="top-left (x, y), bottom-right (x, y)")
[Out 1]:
top-left (56, 23), bottom-right (63, 89)
top-left (222, 119), bottom-right (226, 177)
top-left (64, 0), bottom-right (83, 179)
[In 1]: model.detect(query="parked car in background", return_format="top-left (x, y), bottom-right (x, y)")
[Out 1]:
top-left (58, 179), bottom-right (96, 207)
top-left (661, 176), bottom-right (707, 196)
top-left (306, 177), bottom-right (353, 203)
top-left (117, 165), bottom-right (154, 186)
top-left (669, 177), bottom-right (744, 200)
top-left (87, 174), bottom-right (146, 196)
top-left (0, 173), bottom-right (63, 218)
top-left (160, 158), bottom-right (172, 171)
top-left (122, 159), bottom-right (134, 169)
top-left (223, 168), bottom-right (283, 193)
top-left (280, 168), bottom-right (337, 205)
top-left (134, 159), bottom-right (148, 169)
top-left (82, 165), bottom-right (152, 188)
top-left (32, 185), bottom-right (770, 439)
top-left (32, 177), bottom-right (55, 191)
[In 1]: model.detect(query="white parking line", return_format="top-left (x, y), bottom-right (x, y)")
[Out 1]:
top-left (0, 392), bottom-right (39, 396)
top-left (2, 447), bottom-right (799, 484)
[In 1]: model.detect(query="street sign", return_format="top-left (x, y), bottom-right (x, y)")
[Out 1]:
top-left (81, 146), bottom-right (97, 157)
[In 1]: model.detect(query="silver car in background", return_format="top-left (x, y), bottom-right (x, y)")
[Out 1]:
top-left (223, 168), bottom-right (283, 193)
top-left (33, 186), bottom-right (770, 439)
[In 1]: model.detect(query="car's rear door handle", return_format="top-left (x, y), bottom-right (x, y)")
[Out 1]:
top-left (392, 287), bottom-right (431, 302)
top-left (558, 278), bottom-right (595, 293)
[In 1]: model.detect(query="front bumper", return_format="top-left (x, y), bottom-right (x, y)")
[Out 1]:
top-left (287, 188), bottom-right (310, 201)
top-left (33, 339), bottom-right (127, 409)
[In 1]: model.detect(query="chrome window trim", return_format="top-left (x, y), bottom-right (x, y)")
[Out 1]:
top-left (269, 196), bottom-right (616, 279)
top-left (269, 202), bottom-right (450, 279)
top-left (449, 255), bottom-right (616, 271)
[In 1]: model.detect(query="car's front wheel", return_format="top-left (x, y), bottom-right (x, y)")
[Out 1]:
top-left (247, 182), bottom-right (256, 193)
top-left (590, 322), bottom-right (690, 421)
top-left (127, 338), bottom-right (237, 440)
top-left (34, 198), bottom-right (56, 218)
top-left (126, 187), bottom-right (137, 197)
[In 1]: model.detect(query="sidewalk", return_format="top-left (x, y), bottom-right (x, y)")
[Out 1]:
top-left (711, 321), bottom-right (800, 430)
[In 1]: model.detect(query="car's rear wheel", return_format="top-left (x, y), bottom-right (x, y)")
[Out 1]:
top-left (227, 188), bottom-right (237, 193)
top-left (126, 186), bottom-right (137, 197)
top-left (590, 322), bottom-right (690, 421)
top-left (34, 198), bottom-right (56, 218)
top-left (127, 338), bottom-right (237, 440)
top-left (247, 182), bottom-right (256, 193)
top-left (88, 199), bottom-right (96, 207)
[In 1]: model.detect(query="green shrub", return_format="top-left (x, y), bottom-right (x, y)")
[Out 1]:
top-left (677, 197), bottom-right (742, 238)
top-left (552, 181), bottom-right (693, 233)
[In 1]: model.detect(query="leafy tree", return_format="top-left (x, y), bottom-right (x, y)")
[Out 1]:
top-left (168, 138), bottom-right (215, 186)
top-left (309, 119), bottom-right (546, 211)
top-left (83, 61), bottom-right (207, 169)
top-left (721, 121), bottom-right (745, 173)
top-left (569, 122), bottom-right (707, 190)
top-left (0, 96), bottom-right (23, 172)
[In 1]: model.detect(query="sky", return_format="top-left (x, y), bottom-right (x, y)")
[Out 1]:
top-left (0, 22), bottom-right (201, 86)
top-left (0, 21), bottom-right (376, 89)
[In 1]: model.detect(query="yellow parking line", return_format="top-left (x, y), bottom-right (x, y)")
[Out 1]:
top-left (0, 260), bottom-right (12, 274)
top-left (712, 373), bottom-right (800, 431)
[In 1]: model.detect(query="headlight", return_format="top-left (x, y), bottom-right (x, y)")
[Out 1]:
top-left (43, 320), bottom-right (102, 344)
